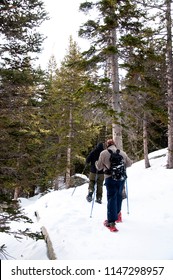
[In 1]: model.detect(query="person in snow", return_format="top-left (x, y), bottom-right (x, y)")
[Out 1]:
top-left (95, 139), bottom-right (132, 231)
top-left (86, 142), bottom-right (104, 204)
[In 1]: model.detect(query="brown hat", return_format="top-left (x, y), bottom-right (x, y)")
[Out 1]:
top-left (106, 139), bottom-right (116, 147)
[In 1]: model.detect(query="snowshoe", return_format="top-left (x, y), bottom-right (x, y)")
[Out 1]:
top-left (95, 198), bottom-right (102, 204)
top-left (103, 220), bottom-right (118, 232)
top-left (115, 212), bottom-right (122, 223)
top-left (86, 192), bottom-right (93, 202)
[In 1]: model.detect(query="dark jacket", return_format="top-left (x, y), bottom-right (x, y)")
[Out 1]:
top-left (86, 143), bottom-right (104, 174)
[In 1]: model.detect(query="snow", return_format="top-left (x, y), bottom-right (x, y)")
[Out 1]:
top-left (1, 148), bottom-right (173, 260)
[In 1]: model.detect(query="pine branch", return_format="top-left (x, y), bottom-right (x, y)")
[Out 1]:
top-left (0, 244), bottom-right (15, 260)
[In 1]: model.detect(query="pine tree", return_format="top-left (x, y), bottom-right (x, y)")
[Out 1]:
top-left (44, 37), bottom-right (99, 188)
top-left (121, 28), bottom-right (167, 163)
top-left (78, 0), bottom-right (147, 149)
top-left (132, 0), bottom-right (173, 167)
top-left (0, 0), bottom-right (49, 198)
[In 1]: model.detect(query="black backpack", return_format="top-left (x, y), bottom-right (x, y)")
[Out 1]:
top-left (106, 149), bottom-right (127, 181)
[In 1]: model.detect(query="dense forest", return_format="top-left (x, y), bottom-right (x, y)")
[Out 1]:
top-left (0, 0), bottom-right (173, 205)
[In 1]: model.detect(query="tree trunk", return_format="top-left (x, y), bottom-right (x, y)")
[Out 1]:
top-left (13, 140), bottom-right (21, 200)
top-left (13, 186), bottom-right (20, 200)
top-left (143, 113), bottom-right (150, 168)
top-left (110, 28), bottom-right (123, 149)
top-left (53, 177), bottom-right (59, 190)
top-left (166, 0), bottom-right (173, 168)
top-left (65, 107), bottom-right (72, 187)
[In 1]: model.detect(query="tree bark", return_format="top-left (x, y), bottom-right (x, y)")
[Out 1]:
top-left (143, 113), bottom-right (150, 168)
top-left (13, 186), bottom-right (20, 200)
top-left (65, 107), bottom-right (72, 187)
top-left (13, 140), bottom-right (21, 200)
top-left (111, 28), bottom-right (123, 149)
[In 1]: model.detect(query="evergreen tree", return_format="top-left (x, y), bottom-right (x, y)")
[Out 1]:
top-left (44, 37), bottom-right (99, 188)
top-left (122, 30), bottom-right (167, 162)
top-left (78, 0), bottom-right (147, 149)
top-left (129, 0), bottom-right (173, 167)
top-left (0, 0), bottom-right (49, 198)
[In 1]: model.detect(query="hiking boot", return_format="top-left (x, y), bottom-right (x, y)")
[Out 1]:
top-left (95, 198), bottom-right (102, 204)
top-left (86, 192), bottom-right (93, 202)
top-left (115, 212), bottom-right (122, 223)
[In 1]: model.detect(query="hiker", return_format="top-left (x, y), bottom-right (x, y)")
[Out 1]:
top-left (95, 139), bottom-right (132, 231)
top-left (86, 142), bottom-right (104, 204)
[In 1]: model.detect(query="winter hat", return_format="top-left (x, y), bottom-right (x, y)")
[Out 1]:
top-left (106, 139), bottom-right (116, 147)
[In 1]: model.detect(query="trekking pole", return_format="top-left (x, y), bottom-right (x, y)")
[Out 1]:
top-left (71, 185), bottom-right (76, 196)
top-left (90, 173), bottom-right (97, 218)
top-left (71, 164), bottom-right (87, 196)
top-left (125, 179), bottom-right (130, 214)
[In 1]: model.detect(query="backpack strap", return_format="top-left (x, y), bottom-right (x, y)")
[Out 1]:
top-left (104, 149), bottom-right (115, 174)
top-left (107, 149), bottom-right (120, 155)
